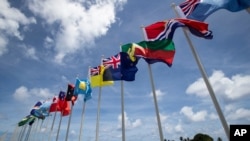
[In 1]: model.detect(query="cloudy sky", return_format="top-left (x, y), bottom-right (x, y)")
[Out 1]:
top-left (0, 0), bottom-right (250, 140)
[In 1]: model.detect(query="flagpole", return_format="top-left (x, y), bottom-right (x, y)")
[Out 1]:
top-left (121, 80), bottom-right (126, 141)
top-left (147, 64), bottom-right (164, 141)
top-left (38, 119), bottom-right (44, 141)
top-left (56, 114), bottom-right (63, 141)
top-left (95, 86), bottom-right (102, 141)
top-left (140, 25), bottom-right (164, 141)
top-left (79, 101), bottom-right (87, 141)
top-left (42, 115), bottom-right (50, 141)
top-left (95, 56), bottom-right (105, 141)
top-left (48, 111), bottom-right (57, 141)
top-left (171, 3), bottom-right (230, 140)
top-left (18, 124), bottom-right (27, 141)
top-left (24, 124), bottom-right (33, 141)
top-left (65, 102), bottom-right (73, 141)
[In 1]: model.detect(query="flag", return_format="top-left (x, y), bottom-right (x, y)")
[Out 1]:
top-left (74, 78), bottom-right (92, 101)
top-left (102, 52), bottom-right (138, 81)
top-left (90, 65), bottom-right (114, 87)
top-left (57, 91), bottom-right (71, 116)
top-left (65, 84), bottom-right (77, 105)
top-left (143, 18), bottom-right (213, 40)
top-left (179, 0), bottom-right (250, 21)
top-left (30, 101), bottom-right (45, 119)
top-left (122, 40), bottom-right (175, 66)
top-left (18, 115), bottom-right (36, 127)
top-left (49, 96), bottom-right (59, 112)
top-left (38, 99), bottom-right (52, 117)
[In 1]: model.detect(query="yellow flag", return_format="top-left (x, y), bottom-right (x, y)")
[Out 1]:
top-left (90, 65), bottom-right (113, 87)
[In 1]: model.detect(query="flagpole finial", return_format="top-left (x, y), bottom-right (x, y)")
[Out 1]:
top-left (171, 3), bottom-right (176, 8)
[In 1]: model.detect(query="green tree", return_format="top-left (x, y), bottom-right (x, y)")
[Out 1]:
top-left (192, 133), bottom-right (213, 141)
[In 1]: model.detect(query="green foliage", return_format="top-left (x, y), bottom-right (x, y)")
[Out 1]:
top-left (191, 133), bottom-right (213, 141)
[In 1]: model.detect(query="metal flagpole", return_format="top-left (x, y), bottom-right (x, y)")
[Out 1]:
top-left (24, 124), bottom-right (32, 141)
top-left (171, 3), bottom-right (230, 140)
top-left (140, 25), bottom-right (164, 141)
top-left (79, 101), bottom-right (86, 141)
top-left (121, 80), bottom-right (126, 141)
top-left (48, 111), bottom-right (57, 141)
top-left (56, 114), bottom-right (63, 141)
top-left (65, 102), bottom-right (73, 141)
top-left (19, 124), bottom-right (27, 141)
top-left (147, 64), bottom-right (164, 141)
top-left (95, 86), bottom-right (102, 141)
top-left (95, 56), bottom-right (105, 141)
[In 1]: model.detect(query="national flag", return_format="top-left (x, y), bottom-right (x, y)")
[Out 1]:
top-left (143, 18), bottom-right (213, 40)
top-left (65, 84), bottom-right (77, 105)
top-left (90, 65), bottom-right (114, 87)
top-left (49, 96), bottom-right (59, 112)
top-left (18, 115), bottom-right (36, 127)
top-left (179, 0), bottom-right (250, 21)
top-left (74, 78), bottom-right (92, 102)
top-left (57, 91), bottom-right (71, 116)
top-left (103, 52), bottom-right (138, 81)
top-left (122, 40), bottom-right (175, 66)
top-left (30, 101), bottom-right (45, 120)
top-left (38, 99), bottom-right (52, 117)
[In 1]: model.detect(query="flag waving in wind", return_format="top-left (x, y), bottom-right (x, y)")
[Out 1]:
top-left (65, 84), bottom-right (77, 105)
top-left (122, 40), bottom-right (175, 66)
top-left (58, 91), bottom-right (71, 116)
top-left (90, 65), bottom-right (114, 87)
top-left (102, 52), bottom-right (138, 81)
top-left (179, 0), bottom-right (250, 21)
top-left (74, 78), bottom-right (92, 102)
top-left (143, 18), bottom-right (213, 40)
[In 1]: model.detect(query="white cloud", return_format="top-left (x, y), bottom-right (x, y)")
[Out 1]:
top-left (186, 70), bottom-right (250, 100)
top-left (0, 0), bottom-right (36, 56)
top-left (0, 36), bottom-right (8, 56)
top-left (150, 89), bottom-right (165, 101)
top-left (227, 108), bottom-right (250, 121)
top-left (225, 104), bottom-right (250, 121)
top-left (117, 112), bottom-right (142, 129)
top-left (28, 0), bottom-right (127, 64)
top-left (180, 106), bottom-right (207, 122)
top-left (228, 108), bottom-right (250, 120)
top-left (13, 86), bottom-right (53, 103)
top-left (44, 36), bottom-right (54, 49)
top-left (174, 123), bottom-right (184, 133)
top-left (19, 44), bottom-right (39, 60)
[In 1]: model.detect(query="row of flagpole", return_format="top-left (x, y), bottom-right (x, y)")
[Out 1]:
top-left (13, 2), bottom-right (250, 141)
top-left (171, 3), bottom-right (230, 140)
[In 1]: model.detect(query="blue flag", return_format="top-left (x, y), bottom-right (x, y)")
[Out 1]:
top-left (103, 52), bottom-right (138, 81)
top-left (179, 0), bottom-right (250, 21)
top-left (30, 101), bottom-right (45, 119)
top-left (74, 78), bottom-right (92, 101)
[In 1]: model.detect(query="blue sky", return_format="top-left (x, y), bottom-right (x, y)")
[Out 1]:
top-left (0, 0), bottom-right (250, 140)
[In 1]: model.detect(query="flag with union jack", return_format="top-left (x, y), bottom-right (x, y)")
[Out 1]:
top-left (178, 0), bottom-right (250, 21)
top-left (103, 52), bottom-right (138, 81)
top-left (179, 0), bottom-right (200, 18)
top-left (102, 53), bottom-right (121, 81)
top-left (89, 65), bottom-right (114, 87)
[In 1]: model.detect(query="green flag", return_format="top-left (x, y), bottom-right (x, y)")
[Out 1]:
top-left (18, 115), bottom-right (36, 127)
top-left (121, 39), bottom-right (175, 66)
